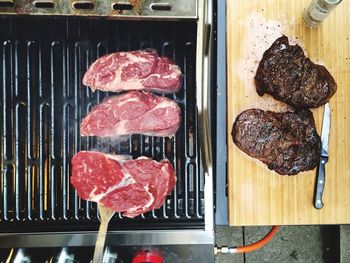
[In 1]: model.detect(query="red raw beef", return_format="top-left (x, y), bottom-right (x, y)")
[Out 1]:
top-left (83, 49), bottom-right (182, 93)
top-left (80, 91), bottom-right (181, 137)
top-left (70, 151), bottom-right (176, 218)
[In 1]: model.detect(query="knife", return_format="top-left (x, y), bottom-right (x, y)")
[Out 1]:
top-left (314, 102), bottom-right (331, 209)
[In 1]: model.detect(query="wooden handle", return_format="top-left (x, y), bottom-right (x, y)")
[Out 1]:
top-left (93, 219), bottom-right (109, 263)
top-left (314, 156), bottom-right (328, 209)
top-left (93, 204), bottom-right (115, 263)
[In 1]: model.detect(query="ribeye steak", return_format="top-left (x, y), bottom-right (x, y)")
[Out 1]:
top-left (70, 151), bottom-right (176, 218)
top-left (232, 109), bottom-right (321, 175)
top-left (80, 91), bottom-right (181, 137)
top-left (255, 36), bottom-right (337, 108)
top-left (83, 49), bottom-right (182, 94)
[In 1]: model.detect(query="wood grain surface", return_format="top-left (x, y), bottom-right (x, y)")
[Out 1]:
top-left (227, 0), bottom-right (350, 226)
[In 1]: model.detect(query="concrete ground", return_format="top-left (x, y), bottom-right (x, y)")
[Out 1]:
top-left (215, 225), bottom-right (347, 263)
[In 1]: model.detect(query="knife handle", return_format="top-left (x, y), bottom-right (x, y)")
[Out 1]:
top-left (314, 156), bottom-right (328, 209)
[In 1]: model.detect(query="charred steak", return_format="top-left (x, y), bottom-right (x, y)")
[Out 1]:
top-left (80, 91), bottom-right (181, 137)
top-left (71, 151), bottom-right (176, 218)
top-left (232, 109), bottom-right (321, 175)
top-left (83, 49), bottom-right (182, 94)
top-left (255, 36), bottom-right (337, 108)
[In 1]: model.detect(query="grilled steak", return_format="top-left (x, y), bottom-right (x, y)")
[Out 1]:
top-left (83, 49), bottom-right (182, 94)
top-left (232, 109), bottom-right (321, 175)
top-left (255, 36), bottom-right (337, 108)
top-left (71, 151), bottom-right (176, 218)
top-left (80, 91), bottom-right (181, 137)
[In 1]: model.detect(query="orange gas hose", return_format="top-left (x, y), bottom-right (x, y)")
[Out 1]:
top-left (234, 226), bottom-right (279, 253)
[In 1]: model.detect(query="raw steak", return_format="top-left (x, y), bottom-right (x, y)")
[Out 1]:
top-left (255, 36), bottom-right (337, 108)
top-left (83, 49), bottom-right (182, 94)
top-left (70, 151), bottom-right (176, 218)
top-left (232, 109), bottom-right (321, 175)
top-left (80, 91), bottom-right (181, 137)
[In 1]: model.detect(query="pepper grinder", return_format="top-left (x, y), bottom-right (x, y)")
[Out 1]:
top-left (304, 0), bottom-right (342, 28)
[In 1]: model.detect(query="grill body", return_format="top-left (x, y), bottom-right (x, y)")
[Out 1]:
top-left (0, 1), bottom-right (215, 262)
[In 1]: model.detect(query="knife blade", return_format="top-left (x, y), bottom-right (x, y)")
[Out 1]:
top-left (314, 102), bottom-right (331, 209)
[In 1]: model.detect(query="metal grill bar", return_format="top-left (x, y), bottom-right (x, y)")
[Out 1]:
top-left (0, 17), bottom-right (204, 232)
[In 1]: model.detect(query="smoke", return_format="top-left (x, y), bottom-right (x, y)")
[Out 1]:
top-left (88, 135), bottom-right (131, 156)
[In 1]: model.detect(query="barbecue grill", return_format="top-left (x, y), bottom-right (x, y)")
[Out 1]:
top-left (0, 0), bottom-right (217, 262)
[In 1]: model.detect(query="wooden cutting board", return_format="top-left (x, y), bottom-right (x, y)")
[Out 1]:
top-left (227, 0), bottom-right (350, 226)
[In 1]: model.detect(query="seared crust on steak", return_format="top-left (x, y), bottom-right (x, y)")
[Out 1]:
top-left (232, 109), bottom-right (321, 175)
top-left (255, 36), bottom-right (337, 108)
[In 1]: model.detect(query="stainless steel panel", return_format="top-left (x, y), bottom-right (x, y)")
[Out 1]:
top-left (196, 0), bottom-right (214, 232)
top-left (0, 230), bottom-right (214, 248)
top-left (0, 0), bottom-right (197, 20)
top-left (215, 0), bottom-right (228, 225)
top-left (1, 244), bottom-right (215, 262)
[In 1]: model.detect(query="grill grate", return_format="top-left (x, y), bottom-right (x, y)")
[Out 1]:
top-left (0, 17), bottom-right (204, 232)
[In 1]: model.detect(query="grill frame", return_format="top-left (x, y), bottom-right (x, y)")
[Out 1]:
top-left (0, 0), bottom-right (214, 253)
top-left (0, 17), bottom-right (206, 232)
